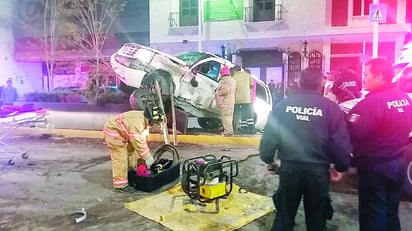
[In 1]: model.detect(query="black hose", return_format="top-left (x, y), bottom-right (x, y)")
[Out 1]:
top-left (152, 144), bottom-right (179, 167)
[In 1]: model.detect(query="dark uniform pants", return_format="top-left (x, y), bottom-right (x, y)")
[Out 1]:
top-left (272, 161), bottom-right (331, 231)
top-left (357, 157), bottom-right (405, 231)
top-left (234, 103), bottom-right (254, 133)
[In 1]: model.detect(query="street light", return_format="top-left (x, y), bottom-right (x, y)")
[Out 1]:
top-left (302, 40), bottom-right (309, 58)
top-left (220, 44), bottom-right (226, 59)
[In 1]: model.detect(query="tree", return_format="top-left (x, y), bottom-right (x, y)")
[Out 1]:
top-left (68, 0), bottom-right (127, 102)
top-left (19, 0), bottom-right (72, 90)
top-left (42, 0), bottom-right (66, 90)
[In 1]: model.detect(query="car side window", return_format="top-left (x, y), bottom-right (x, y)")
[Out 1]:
top-left (199, 61), bottom-right (220, 81)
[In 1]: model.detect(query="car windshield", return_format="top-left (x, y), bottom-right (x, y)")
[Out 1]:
top-left (175, 52), bottom-right (206, 67)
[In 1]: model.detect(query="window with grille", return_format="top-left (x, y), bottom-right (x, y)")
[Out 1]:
top-left (180, 0), bottom-right (198, 26)
top-left (253, 0), bottom-right (276, 22)
top-left (308, 51), bottom-right (323, 71)
top-left (288, 52), bottom-right (301, 84)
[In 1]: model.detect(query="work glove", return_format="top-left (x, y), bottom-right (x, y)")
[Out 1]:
top-left (329, 168), bottom-right (343, 183)
top-left (144, 155), bottom-right (155, 169)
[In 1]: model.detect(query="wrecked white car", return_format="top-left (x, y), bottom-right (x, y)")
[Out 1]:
top-left (110, 43), bottom-right (272, 131)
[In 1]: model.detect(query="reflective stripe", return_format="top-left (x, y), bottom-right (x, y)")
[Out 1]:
top-left (103, 127), bottom-right (122, 138)
top-left (117, 113), bottom-right (130, 141)
top-left (129, 132), bottom-right (150, 158)
top-left (103, 127), bottom-right (127, 143)
top-left (129, 132), bottom-right (144, 140)
top-left (113, 178), bottom-right (128, 187)
top-left (139, 145), bottom-right (150, 158)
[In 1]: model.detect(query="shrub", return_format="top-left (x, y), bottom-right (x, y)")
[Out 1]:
top-left (24, 89), bottom-right (126, 104)
top-left (24, 91), bottom-right (80, 103)
top-left (96, 90), bottom-right (128, 104)
top-left (24, 92), bottom-right (62, 102)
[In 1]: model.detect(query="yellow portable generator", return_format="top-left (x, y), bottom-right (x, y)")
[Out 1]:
top-left (181, 155), bottom-right (238, 202)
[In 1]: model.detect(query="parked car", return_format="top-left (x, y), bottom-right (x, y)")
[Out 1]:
top-left (110, 43), bottom-right (272, 131)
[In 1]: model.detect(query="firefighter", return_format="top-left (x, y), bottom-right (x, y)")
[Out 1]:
top-left (347, 58), bottom-right (412, 231)
top-left (103, 104), bottom-right (166, 193)
top-left (259, 67), bottom-right (352, 231)
top-left (231, 65), bottom-right (255, 133)
top-left (216, 65), bottom-right (236, 136)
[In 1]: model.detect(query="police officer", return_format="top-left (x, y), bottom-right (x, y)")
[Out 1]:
top-left (103, 104), bottom-right (166, 193)
top-left (332, 66), bottom-right (362, 103)
top-left (260, 67), bottom-right (352, 231)
top-left (347, 58), bottom-right (412, 231)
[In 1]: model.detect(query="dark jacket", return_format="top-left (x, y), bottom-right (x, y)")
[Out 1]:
top-left (259, 90), bottom-right (352, 172)
top-left (347, 85), bottom-right (412, 161)
top-left (332, 70), bottom-right (362, 103)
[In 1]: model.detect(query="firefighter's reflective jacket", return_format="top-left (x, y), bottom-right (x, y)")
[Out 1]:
top-left (233, 71), bottom-right (253, 104)
top-left (216, 75), bottom-right (236, 108)
top-left (103, 110), bottom-right (150, 159)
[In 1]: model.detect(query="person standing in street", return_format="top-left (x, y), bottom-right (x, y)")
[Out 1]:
top-left (1, 80), bottom-right (18, 105)
top-left (231, 65), bottom-right (255, 133)
top-left (216, 66), bottom-right (236, 136)
top-left (103, 105), bottom-right (165, 193)
top-left (332, 66), bottom-right (362, 103)
top-left (347, 58), bottom-right (412, 231)
top-left (260, 67), bottom-right (352, 231)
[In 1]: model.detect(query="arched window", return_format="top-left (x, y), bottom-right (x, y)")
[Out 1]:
top-left (288, 52), bottom-right (301, 84)
top-left (308, 51), bottom-right (323, 70)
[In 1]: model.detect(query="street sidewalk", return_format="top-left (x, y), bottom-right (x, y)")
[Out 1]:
top-left (15, 127), bottom-right (261, 147)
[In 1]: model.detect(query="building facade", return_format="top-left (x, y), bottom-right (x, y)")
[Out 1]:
top-left (149, 0), bottom-right (411, 86)
top-left (8, 0), bottom-right (150, 94)
top-left (2, 0), bottom-right (411, 96)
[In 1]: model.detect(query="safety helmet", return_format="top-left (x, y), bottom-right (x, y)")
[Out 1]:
top-left (144, 102), bottom-right (165, 124)
top-left (220, 66), bottom-right (230, 76)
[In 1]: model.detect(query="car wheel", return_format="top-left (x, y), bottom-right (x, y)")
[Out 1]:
top-left (129, 89), bottom-right (147, 110)
top-left (402, 143), bottom-right (412, 199)
top-left (197, 118), bottom-right (221, 130)
top-left (141, 69), bottom-right (175, 113)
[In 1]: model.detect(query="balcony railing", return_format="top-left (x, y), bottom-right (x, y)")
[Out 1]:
top-left (244, 4), bottom-right (283, 23)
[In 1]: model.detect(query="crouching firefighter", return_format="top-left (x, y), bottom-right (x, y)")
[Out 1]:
top-left (103, 105), bottom-right (166, 193)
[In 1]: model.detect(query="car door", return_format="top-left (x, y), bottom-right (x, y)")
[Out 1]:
top-left (178, 59), bottom-right (222, 115)
top-left (192, 60), bottom-right (222, 114)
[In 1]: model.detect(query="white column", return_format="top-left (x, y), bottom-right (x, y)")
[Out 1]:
top-left (198, 0), bottom-right (202, 51)
top-left (372, 0), bottom-right (379, 58)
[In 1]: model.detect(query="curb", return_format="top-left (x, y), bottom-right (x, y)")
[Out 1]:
top-left (15, 128), bottom-right (261, 147)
